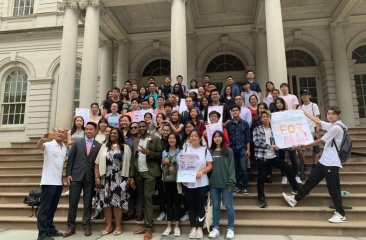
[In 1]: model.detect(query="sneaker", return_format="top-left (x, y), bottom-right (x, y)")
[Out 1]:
top-left (156, 212), bottom-right (166, 221)
top-left (328, 211), bottom-right (347, 223)
top-left (295, 176), bottom-right (302, 184)
top-left (281, 176), bottom-right (288, 184)
top-left (259, 200), bottom-right (268, 208)
top-left (282, 192), bottom-right (297, 207)
top-left (196, 229), bottom-right (203, 239)
top-left (291, 190), bottom-right (298, 195)
top-left (226, 229), bottom-right (235, 239)
top-left (162, 227), bottom-right (171, 236)
top-left (174, 227), bottom-right (181, 237)
top-left (37, 233), bottom-right (54, 240)
top-left (180, 214), bottom-right (189, 222)
top-left (232, 187), bottom-right (242, 194)
top-left (208, 228), bottom-right (220, 238)
top-left (63, 190), bottom-right (69, 196)
top-left (242, 189), bottom-right (250, 195)
top-left (189, 230), bottom-right (197, 239)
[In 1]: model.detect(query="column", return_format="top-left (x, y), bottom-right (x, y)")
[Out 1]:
top-left (253, 28), bottom-right (269, 89)
top-left (330, 22), bottom-right (356, 127)
top-left (265, 0), bottom-right (287, 88)
top-left (99, 41), bottom-right (113, 101)
top-left (116, 39), bottom-right (129, 88)
top-left (187, 34), bottom-right (197, 83)
top-left (170, 0), bottom-right (188, 85)
top-left (79, 0), bottom-right (102, 108)
top-left (55, 0), bottom-right (79, 129)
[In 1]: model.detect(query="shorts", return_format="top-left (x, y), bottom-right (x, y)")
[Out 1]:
top-left (312, 134), bottom-right (320, 154)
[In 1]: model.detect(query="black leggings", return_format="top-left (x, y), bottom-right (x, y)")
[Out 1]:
top-left (185, 186), bottom-right (207, 228)
top-left (164, 182), bottom-right (181, 221)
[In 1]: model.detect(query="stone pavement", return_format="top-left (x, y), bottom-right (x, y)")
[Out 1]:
top-left (0, 229), bottom-right (365, 240)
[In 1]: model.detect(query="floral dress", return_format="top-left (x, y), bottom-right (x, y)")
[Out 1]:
top-left (98, 148), bottom-right (129, 210)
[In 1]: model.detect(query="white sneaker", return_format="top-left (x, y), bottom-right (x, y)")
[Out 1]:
top-left (174, 227), bottom-right (181, 237)
top-left (196, 229), bottom-right (203, 239)
top-left (281, 176), bottom-right (288, 184)
top-left (64, 190), bottom-right (69, 196)
top-left (295, 176), bottom-right (302, 184)
top-left (226, 229), bottom-right (235, 239)
top-left (180, 214), bottom-right (189, 222)
top-left (328, 211), bottom-right (347, 223)
top-left (189, 230), bottom-right (197, 239)
top-left (156, 212), bottom-right (166, 221)
top-left (162, 227), bottom-right (171, 236)
top-left (208, 228), bottom-right (220, 238)
top-left (282, 192), bottom-right (297, 207)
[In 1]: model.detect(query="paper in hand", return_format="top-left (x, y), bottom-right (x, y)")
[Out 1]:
top-left (120, 181), bottom-right (126, 191)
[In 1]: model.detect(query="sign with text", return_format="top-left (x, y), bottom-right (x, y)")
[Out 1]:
top-left (179, 99), bottom-right (187, 114)
top-left (206, 123), bottom-right (223, 148)
top-left (271, 110), bottom-right (313, 148)
top-left (75, 108), bottom-right (90, 126)
top-left (207, 105), bottom-right (223, 124)
top-left (133, 109), bottom-right (155, 122)
top-left (177, 154), bottom-right (198, 183)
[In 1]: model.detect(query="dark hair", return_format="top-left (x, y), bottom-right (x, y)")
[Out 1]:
top-left (71, 116), bottom-right (85, 135)
top-left (149, 82), bottom-right (156, 87)
top-left (131, 98), bottom-right (140, 104)
top-left (190, 79), bottom-right (198, 89)
top-left (177, 75), bottom-right (183, 79)
top-left (164, 102), bottom-right (173, 108)
top-left (156, 113), bottom-right (166, 125)
top-left (105, 91), bottom-right (112, 100)
top-left (157, 96), bottom-right (165, 101)
top-left (246, 70), bottom-right (254, 74)
top-left (226, 76), bottom-right (233, 80)
top-left (326, 106), bottom-right (341, 115)
top-left (166, 133), bottom-right (181, 152)
top-left (182, 120), bottom-right (196, 143)
top-left (121, 88), bottom-right (130, 100)
top-left (265, 81), bottom-right (275, 98)
top-left (148, 76), bottom-right (155, 81)
top-left (141, 98), bottom-right (149, 105)
top-left (125, 80), bottom-right (131, 85)
top-left (112, 87), bottom-right (121, 92)
top-left (254, 102), bottom-right (269, 121)
top-left (130, 89), bottom-right (138, 94)
top-left (223, 86), bottom-right (232, 99)
top-left (98, 117), bottom-right (108, 128)
top-left (211, 89), bottom-right (220, 95)
top-left (138, 86), bottom-right (147, 98)
top-left (204, 74), bottom-right (210, 79)
top-left (210, 130), bottom-right (229, 156)
top-left (272, 88), bottom-right (280, 94)
top-left (188, 108), bottom-right (200, 122)
top-left (188, 91), bottom-right (198, 102)
top-left (129, 122), bottom-right (139, 128)
top-left (106, 127), bottom-right (125, 152)
top-left (275, 97), bottom-right (287, 111)
top-left (138, 120), bottom-right (147, 126)
top-left (199, 96), bottom-right (211, 111)
top-left (90, 102), bottom-right (99, 108)
top-left (86, 121), bottom-right (97, 130)
top-left (148, 96), bottom-right (156, 109)
top-left (188, 129), bottom-right (203, 146)
top-left (173, 83), bottom-right (185, 98)
top-left (209, 110), bottom-right (221, 119)
top-left (144, 112), bottom-right (153, 120)
top-left (120, 114), bottom-right (132, 123)
top-left (280, 82), bottom-right (289, 88)
top-left (170, 110), bottom-right (182, 127)
top-left (249, 94), bottom-right (258, 104)
top-left (230, 105), bottom-right (240, 111)
top-left (242, 80), bottom-right (249, 86)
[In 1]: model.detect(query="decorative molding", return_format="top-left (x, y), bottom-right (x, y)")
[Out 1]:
top-left (28, 78), bottom-right (54, 84)
top-left (328, 21), bottom-right (348, 31)
top-left (78, 0), bottom-right (104, 10)
top-left (57, 0), bottom-right (79, 11)
top-left (252, 28), bottom-right (266, 37)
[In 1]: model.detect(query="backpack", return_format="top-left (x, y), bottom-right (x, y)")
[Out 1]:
top-left (331, 124), bottom-right (352, 163)
top-left (23, 187), bottom-right (42, 217)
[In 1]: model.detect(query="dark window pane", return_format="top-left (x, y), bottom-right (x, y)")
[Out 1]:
top-left (286, 50), bottom-right (316, 67)
top-left (353, 45), bottom-right (366, 64)
top-left (206, 54), bottom-right (245, 73)
top-left (143, 59), bottom-right (171, 76)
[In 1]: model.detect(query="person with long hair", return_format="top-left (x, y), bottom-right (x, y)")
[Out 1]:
top-left (138, 86), bottom-right (148, 101)
top-left (67, 116), bottom-right (85, 151)
top-left (166, 110), bottom-right (184, 136)
top-left (264, 81), bottom-right (275, 105)
top-left (172, 83), bottom-right (185, 104)
top-left (144, 112), bottom-right (155, 133)
top-left (274, 97), bottom-right (287, 112)
top-left (220, 86), bottom-right (235, 109)
top-left (208, 130), bottom-right (235, 239)
top-left (119, 115), bottom-right (133, 148)
top-left (182, 121), bottom-right (196, 149)
top-left (89, 103), bottom-right (101, 124)
top-left (189, 79), bottom-right (198, 91)
top-left (95, 118), bottom-right (108, 144)
top-left (161, 133), bottom-right (182, 237)
top-left (148, 96), bottom-right (156, 110)
top-left (94, 127), bottom-right (132, 236)
top-left (188, 108), bottom-right (205, 134)
top-left (150, 113), bottom-right (166, 138)
top-left (101, 91), bottom-right (113, 116)
top-left (183, 130), bottom-right (213, 239)
top-left (120, 88), bottom-right (130, 104)
top-left (199, 96), bottom-right (210, 119)
top-left (248, 94), bottom-right (259, 121)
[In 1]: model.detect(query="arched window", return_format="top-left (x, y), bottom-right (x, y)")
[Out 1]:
top-left (286, 50), bottom-right (316, 67)
top-left (1, 70), bottom-right (28, 125)
top-left (13, 0), bottom-right (34, 16)
top-left (74, 67), bottom-right (81, 109)
top-left (206, 54), bottom-right (245, 73)
top-left (353, 45), bottom-right (366, 64)
top-left (142, 59), bottom-right (170, 76)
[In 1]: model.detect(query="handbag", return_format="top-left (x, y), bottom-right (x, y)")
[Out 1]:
top-left (205, 192), bottom-right (213, 233)
top-left (162, 152), bottom-right (178, 182)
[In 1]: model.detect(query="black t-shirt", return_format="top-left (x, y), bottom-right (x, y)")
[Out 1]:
top-left (103, 99), bottom-right (124, 114)
top-left (159, 85), bottom-right (173, 99)
top-left (249, 81), bottom-right (262, 94)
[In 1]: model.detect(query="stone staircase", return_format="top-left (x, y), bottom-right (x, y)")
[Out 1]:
top-left (0, 129), bottom-right (366, 236)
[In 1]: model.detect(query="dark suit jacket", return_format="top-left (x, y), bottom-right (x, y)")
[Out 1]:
top-left (130, 135), bottom-right (162, 178)
top-left (66, 138), bottom-right (102, 182)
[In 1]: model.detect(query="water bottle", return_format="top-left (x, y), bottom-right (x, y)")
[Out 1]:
top-left (341, 191), bottom-right (350, 196)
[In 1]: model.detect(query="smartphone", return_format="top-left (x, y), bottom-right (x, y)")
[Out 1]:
top-left (48, 133), bottom-right (56, 139)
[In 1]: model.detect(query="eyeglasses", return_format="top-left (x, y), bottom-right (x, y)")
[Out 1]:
top-left (131, 126), bottom-right (138, 129)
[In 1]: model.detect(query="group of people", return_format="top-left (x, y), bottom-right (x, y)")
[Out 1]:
top-left (35, 71), bottom-right (348, 240)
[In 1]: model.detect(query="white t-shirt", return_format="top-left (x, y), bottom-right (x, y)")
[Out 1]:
top-left (300, 102), bottom-right (320, 133)
top-left (183, 146), bottom-right (212, 189)
top-left (319, 120), bottom-right (346, 168)
top-left (138, 138), bottom-right (149, 172)
top-left (264, 128), bottom-right (276, 159)
top-left (281, 94), bottom-right (299, 109)
top-left (41, 140), bottom-right (67, 185)
top-left (239, 106), bottom-right (252, 126)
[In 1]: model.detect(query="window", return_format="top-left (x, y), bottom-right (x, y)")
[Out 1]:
top-left (291, 76), bottom-right (318, 105)
top-left (13, 0), bottom-right (34, 16)
top-left (286, 50), bottom-right (316, 68)
top-left (1, 70), bottom-right (28, 125)
top-left (143, 59), bottom-right (170, 76)
top-left (206, 54), bottom-right (245, 73)
top-left (353, 45), bottom-right (366, 64)
top-left (355, 74), bottom-right (366, 118)
top-left (74, 67), bottom-right (81, 110)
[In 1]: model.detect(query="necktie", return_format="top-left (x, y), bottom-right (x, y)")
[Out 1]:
top-left (87, 139), bottom-right (91, 156)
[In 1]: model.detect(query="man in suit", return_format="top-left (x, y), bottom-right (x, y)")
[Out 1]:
top-left (63, 122), bottom-right (101, 237)
top-left (130, 121), bottom-right (162, 240)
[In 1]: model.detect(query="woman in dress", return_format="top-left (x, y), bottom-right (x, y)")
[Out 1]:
top-left (118, 115), bottom-right (133, 148)
top-left (264, 81), bottom-right (275, 105)
top-left (95, 118), bottom-right (108, 144)
top-left (89, 103), bottom-right (101, 124)
top-left (208, 130), bottom-right (235, 239)
top-left (183, 130), bottom-right (213, 239)
top-left (94, 127), bottom-right (132, 236)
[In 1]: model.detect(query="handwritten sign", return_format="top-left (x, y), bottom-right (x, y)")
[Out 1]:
top-left (206, 123), bottom-right (223, 148)
top-left (75, 108), bottom-right (90, 126)
top-left (179, 99), bottom-right (187, 114)
top-left (271, 110), bottom-right (313, 148)
top-left (133, 109), bottom-right (155, 122)
top-left (177, 154), bottom-right (198, 183)
top-left (207, 105), bottom-right (223, 124)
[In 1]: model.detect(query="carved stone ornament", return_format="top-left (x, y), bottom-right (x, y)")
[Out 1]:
top-left (57, 0), bottom-right (79, 11)
top-left (78, 0), bottom-right (103, 10)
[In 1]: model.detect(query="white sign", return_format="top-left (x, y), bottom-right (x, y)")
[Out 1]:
top-left (177, 154), bottom-right (198, 183)
top-left (179, 98), bottom-right (187, 114)
top-left (206, 123), bottom-right (223, 148)
top-left (133, 109), bottom-right (155, 122)
top-left (271, 110), bottom-right (313, 148)
top-left (207, 105), bottom-right (223, 124)
top-left (75, 108), bottom-right (90, 126)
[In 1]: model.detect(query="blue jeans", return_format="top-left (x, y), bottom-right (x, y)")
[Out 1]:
top-left (210, 187), bottom-right (235, 230)
top-left (233, 150), bottom-right (248, 189)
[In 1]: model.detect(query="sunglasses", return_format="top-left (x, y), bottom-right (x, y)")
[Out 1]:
top-left (131, 126), bottom-right (138, 129)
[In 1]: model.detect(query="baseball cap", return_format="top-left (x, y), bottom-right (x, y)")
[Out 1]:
top-left (300, 89), bottom-right (311, 95)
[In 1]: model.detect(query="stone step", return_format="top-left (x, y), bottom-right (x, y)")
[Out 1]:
top-left (0, 153), bottom-right (43, 161)
top-left (0, 159), bottom-right (44, 167)
top-left (0, 147), bottom-right (44, 154)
